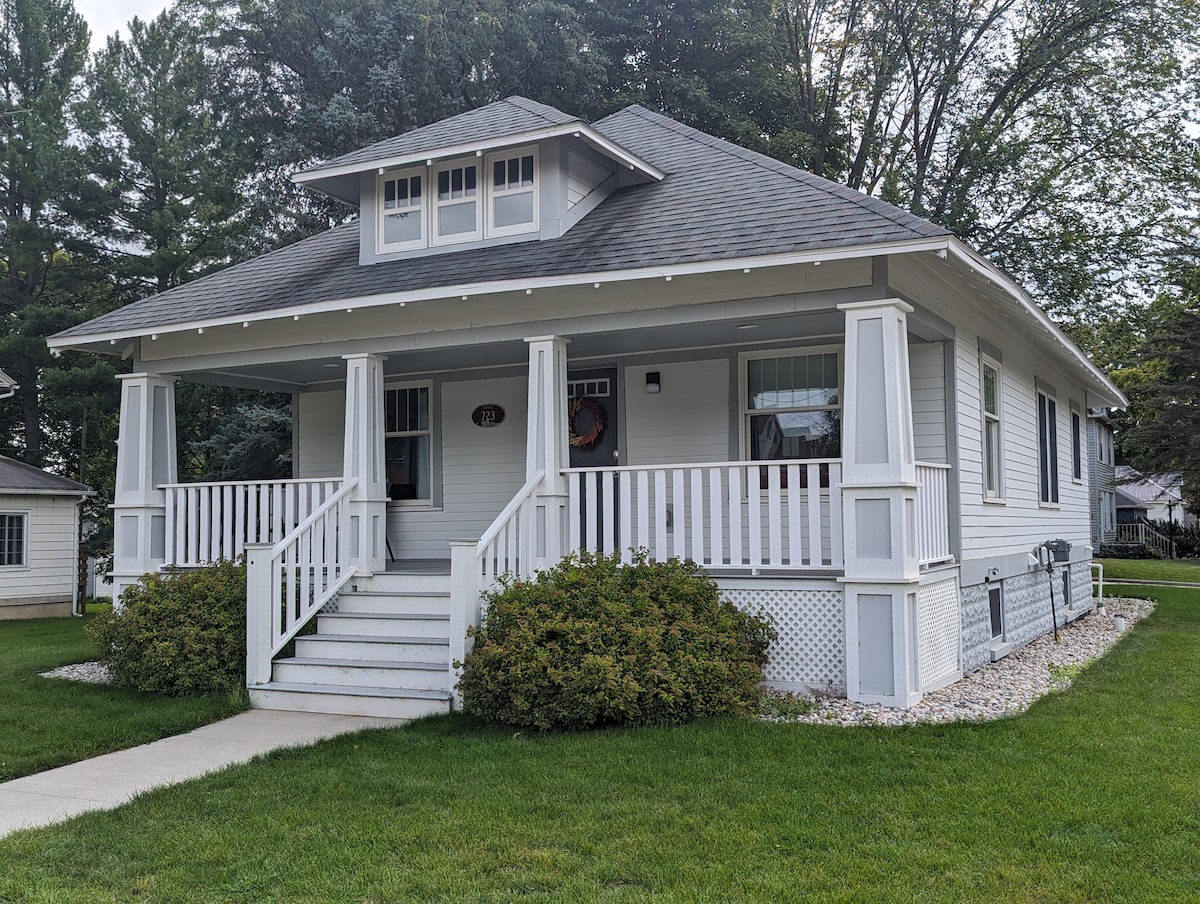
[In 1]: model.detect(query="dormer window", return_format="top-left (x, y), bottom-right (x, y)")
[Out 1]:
top-left (433, 163), bottom-right (480, 244)
top-left (380, 171), bottom-right (424, 250)
top-left (488, 148), bottom-right (537, 235)
top-left (375, 147), bottom-right (539, 255)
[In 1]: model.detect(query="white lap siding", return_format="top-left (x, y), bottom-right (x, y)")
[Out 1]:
top-left (909, 341), bottom-right (947, 464)
top-left (295, 389), bottom-right (345, 479)
top-left (0, 494), bottom-right (79, 617)
top-left (623, 360), bottom-right (730, 466)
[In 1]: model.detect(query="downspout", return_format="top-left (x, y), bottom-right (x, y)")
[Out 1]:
top-left (72, 496), bottom-right (82, 617)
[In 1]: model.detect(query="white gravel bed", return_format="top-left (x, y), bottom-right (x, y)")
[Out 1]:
top-left (39, 661), bottom-right (112, 684)
top-left (761, 598), bottom-right (1155, 727)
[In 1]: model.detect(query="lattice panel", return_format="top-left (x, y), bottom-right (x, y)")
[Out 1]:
top-left (918, 577), bottom-right (960, 690)
top-left (723, 587), bottom-right (845, 693)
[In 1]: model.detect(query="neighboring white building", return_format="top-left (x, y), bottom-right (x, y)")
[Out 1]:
top-left (1114, 466), bottom-right (1193, 527)
top-left (0, 456), bottom-right (92, 619)
top-left (48, 98), bottom-right (1125, 715)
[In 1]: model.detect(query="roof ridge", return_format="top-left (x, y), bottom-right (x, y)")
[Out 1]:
top-left (612, 105), bottom-right (947, 238)
top-left (502, 95), bottom-right (581, 125)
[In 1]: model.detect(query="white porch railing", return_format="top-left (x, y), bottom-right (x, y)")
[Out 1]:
top-left (246, 477), bottom-right (358, 685)
top-left (1116, 520), bottom-right (1176, 558)
top-left (916, 462), bottom-right (954, 566)
top-left (163, 479), bottom-right (340, 566)
top-left (476, 469), bottom-right (551, 587)
top-left (565, 460), bottom-right (843, 570)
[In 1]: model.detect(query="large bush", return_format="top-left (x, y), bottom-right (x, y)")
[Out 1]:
top-left (87, 560), bottom-right (247, 696)
top-left (459, 552), bottom-right (775, 730)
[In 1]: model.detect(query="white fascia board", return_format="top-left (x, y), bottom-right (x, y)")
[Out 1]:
top-left (293, 123), bottom-right (665, 187)
top-left (0, 487), bottom-right (93, 498)
top-left (945, 239), bottom-right (1127, 408)
top-left (47, 237), bottom-right (950, 352)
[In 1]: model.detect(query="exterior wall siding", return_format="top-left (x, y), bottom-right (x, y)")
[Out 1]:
top-left (0, 494), bottom-right (79, 617)
top-left (295, 389), bottom-right (345, 479)
top-left (623, 360), bottom-right (730, 466)
top-left (910, 340), bottom-right (948, 464)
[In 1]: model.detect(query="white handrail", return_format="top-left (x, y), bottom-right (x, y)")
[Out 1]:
top-left (477, 469), bottom-right (546, 556)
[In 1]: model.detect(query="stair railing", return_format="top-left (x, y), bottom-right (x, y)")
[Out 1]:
top-left (246, 477), bottom-right (359, 686)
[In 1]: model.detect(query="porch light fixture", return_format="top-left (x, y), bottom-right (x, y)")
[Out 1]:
top-left (293, 315), bottom-right (301, 321)
top-left (150, 334), bottom-right (158, 341)
top-left (242, 321), bottom-right (249, 328)
top-left (526, 289), bottom-right (533, 295)
top-left (197, 328), bottom-right (204, 335)
top-left (645, 372), bottom-right (661, 394)
top-left (664, 275), bottom-right (672, 282)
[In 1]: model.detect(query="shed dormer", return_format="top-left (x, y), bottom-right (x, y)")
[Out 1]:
top-left (292, 96), bottom-right (664, 266)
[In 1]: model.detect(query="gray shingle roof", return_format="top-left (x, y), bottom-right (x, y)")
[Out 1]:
top-left (297, 96), bottom-right (581, 174)
top-left (0, 455), bottom-right (91, 494)
top-left (55, 102), bottom-right (950, 340)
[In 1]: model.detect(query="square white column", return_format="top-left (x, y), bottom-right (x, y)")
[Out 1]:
top-left (525, 336), bottom-right (570, 564)
top-left (343, 353), bottom-right (387, 574)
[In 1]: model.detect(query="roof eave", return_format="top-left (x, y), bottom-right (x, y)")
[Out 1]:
top-left (292, 122), bottom-right (665, 191)
top-left (945, 239), bottom-right (1127, 409)
top-left (47, 236), bottom-right (950, 352)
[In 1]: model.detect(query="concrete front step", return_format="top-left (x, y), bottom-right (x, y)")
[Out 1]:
top-left (295, 633), bottom-right (450, 661)
top-left (316, 611), bottom-right (450, 638)
top-left (250, 682), bottom-right (452, 719)
top-left (336, 590), bottom-right (451, 616)
top-left (273, 656), bottom-right (449, 692)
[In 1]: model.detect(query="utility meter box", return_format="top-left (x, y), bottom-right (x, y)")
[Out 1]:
top-left (1045, 539), bottom-right (1072, 562)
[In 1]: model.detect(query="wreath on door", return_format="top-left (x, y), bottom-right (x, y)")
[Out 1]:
top-left (567, 396), bottom-right (606, 448)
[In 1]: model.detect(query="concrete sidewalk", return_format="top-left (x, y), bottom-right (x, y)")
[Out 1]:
top-left (0, 709), bottom-right (405, 838)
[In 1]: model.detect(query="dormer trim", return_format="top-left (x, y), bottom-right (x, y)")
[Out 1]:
top-left (294, 122), bottom-right (663, 201)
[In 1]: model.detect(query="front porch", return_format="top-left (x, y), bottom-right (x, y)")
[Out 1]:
top-left (111, 299), bottom-right (961, 713)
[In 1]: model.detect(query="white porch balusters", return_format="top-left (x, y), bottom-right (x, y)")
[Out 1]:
top-left (524, 335), bottom-right (570, 565)
top-left (838, 300), bottom-right (923, 708)
top-left (111, 373), bottom-right (178, 601)
top-left (343, 353), bottom-right (387, 574)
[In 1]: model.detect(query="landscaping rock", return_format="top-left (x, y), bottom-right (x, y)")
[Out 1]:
top-left (39, 661), bottom-right (112, 684)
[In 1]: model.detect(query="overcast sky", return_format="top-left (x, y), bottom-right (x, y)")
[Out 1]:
top-left (76, 0), bottom-right (172, 49)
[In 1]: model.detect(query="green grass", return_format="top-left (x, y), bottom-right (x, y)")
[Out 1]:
top-left (2, 589), bottom-right (1198, 902)
top-left (1097, 556), bottom-right (1200, 583)
top-left (0, 616), bottom-right (246, 782)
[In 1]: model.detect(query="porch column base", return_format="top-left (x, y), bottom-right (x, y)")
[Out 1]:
top-left (841, 580), bottom-right (922, 708)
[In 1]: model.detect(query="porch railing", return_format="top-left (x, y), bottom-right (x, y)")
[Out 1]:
top-left (915, 462), bottom-right (954, 566)
top-left (1116, 520), bottom-right (1176, 558)
top-left (565, 459), bottom-right (843, 570)
top-left (246, 477), bottom-right (358, 685)
top-left (476, 469), bottom-right (550, 587)
top-left (163, 479), bottom-right (340, 567)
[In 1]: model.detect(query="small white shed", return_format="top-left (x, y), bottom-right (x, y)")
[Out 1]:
top-left (0, 456), bottom-right (92, 619)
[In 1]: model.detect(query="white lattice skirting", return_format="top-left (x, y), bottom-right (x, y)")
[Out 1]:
top-left (918, 576), bottom-right (961, 691)
top-left (719, 581), bottom-right (845, 694)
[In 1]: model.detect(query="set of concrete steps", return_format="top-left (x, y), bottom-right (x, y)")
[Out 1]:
top-left (249, 568), bottom-right (454, 719)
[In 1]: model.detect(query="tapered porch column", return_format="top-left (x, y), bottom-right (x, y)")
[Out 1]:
top-left (343, 353), bottom-right (387, 574)
top-left (111, 372), bottom-right (178, 601)
top-left (525, 336), bottom-right (570, 564)
top-left (838, 300), bottom-right (922, 708)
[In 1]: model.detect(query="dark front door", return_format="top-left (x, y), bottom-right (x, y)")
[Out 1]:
top-left (567, 368), bottom-right (619, 552)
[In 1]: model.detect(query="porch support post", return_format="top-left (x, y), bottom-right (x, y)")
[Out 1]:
top-left (838, 300), bottom-right (922, 708)
top-left (448, 538), bottom-right (480, 708)
top-left (111, 372), bottom-right (177, 602)
top-left (525, 336), bottom-right (570, 563)
top-left (343, 353), bottom-right (387, 574)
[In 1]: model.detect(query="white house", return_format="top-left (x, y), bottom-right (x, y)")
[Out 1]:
top-left (0, 455), bottom-right (92, 619)
top-left (48, 97), bottom-right (1125, 716)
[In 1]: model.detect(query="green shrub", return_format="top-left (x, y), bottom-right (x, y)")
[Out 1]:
top-left (87, 561), bottom-right (247, 696)
top-left (459, 551), bottom-right (775, 730)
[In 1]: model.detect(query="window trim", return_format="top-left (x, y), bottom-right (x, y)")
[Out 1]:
top-left (377, 167), bottom-right (426, 253)
top-left (988, 585), bottom-right (1004, 642)
top-left (430, 160), bottom-right (482, 246)
top-left (738, 345), bottom-right (843, 462)
top-left (1037, 386), bottom-right (1060, 506)
top-left (0, 511), bottom-right (29, 569)
top-left (485, 145), bottom-right (540, 238)
top-left (980, 353), bottom-right (1005, 502)
top-left (384, 380), bottom-right (435, 507)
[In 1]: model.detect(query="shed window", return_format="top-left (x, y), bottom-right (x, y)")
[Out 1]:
top-left (0, 513), bottom-right (27, 567)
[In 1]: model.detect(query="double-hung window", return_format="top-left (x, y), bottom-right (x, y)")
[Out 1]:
top-left (379, 171), bottom-right (424, 251)
top-left (1070, 404), bottom-right (1083, 482)
top-left (0, 512), bottom-right (27, 567)
top-left (385, 384), bottom-right (432, 502)
top-left (1037, 386), bottom-right (1059, 504)
top-left (487, 148), bottom-right (538, 235)
top-left (981, 355), bottom-right (1004, 500)
top-left (432, 163), bottom-right (480, 244)
top-left (743, 350), bottom-right (841, 461)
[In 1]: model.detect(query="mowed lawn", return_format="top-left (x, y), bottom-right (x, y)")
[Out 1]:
top-left (1097, 556), bottom-right (1200, 583)
top-left (1, 586), bottom-right (1198, 902)
top-left (0, 615), bottom-right (244, 782)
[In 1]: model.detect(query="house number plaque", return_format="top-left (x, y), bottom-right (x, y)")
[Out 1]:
top-left (471, 404), bottom-right (505, 428)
